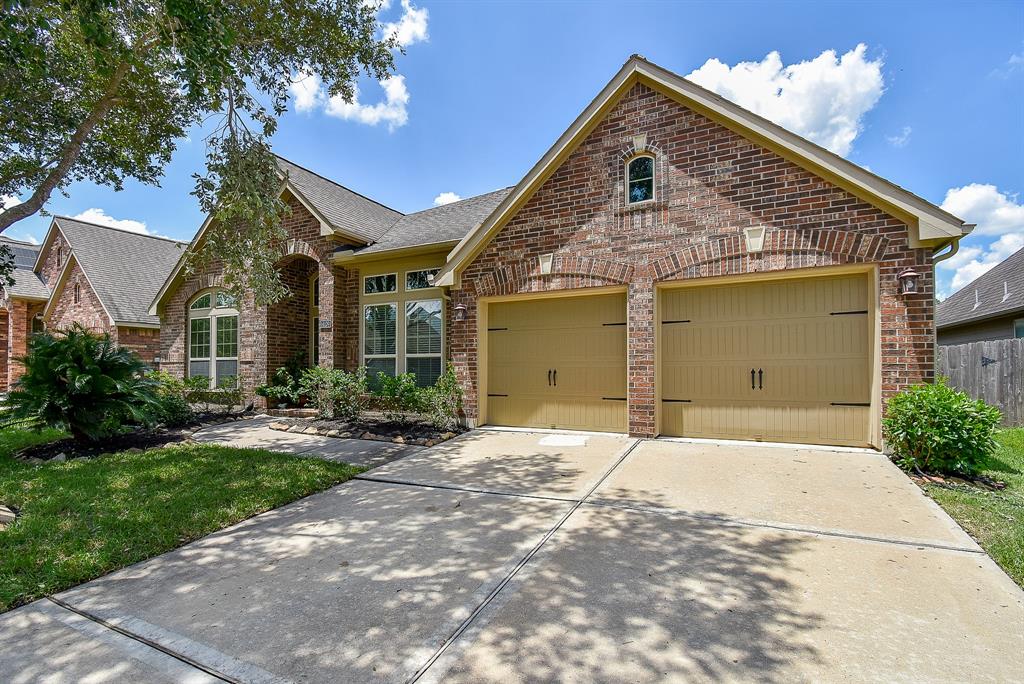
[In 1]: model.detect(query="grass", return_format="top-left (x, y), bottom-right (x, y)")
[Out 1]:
top-left (923, 428), bottom-right (1024, 587)
top-left (0, 428), bottom-right (362, 612)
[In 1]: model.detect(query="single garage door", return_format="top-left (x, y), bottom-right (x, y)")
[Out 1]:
top-left (660, 273), bottom-right (872, 447)
top-left (487, 292), bottom-right (627, 432)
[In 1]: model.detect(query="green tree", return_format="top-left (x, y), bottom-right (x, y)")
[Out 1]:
top-left (0, 0), bottom-right (396, 304)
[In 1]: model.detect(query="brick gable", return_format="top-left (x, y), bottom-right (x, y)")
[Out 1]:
top-left (451, 82), bottom-right (934, 437)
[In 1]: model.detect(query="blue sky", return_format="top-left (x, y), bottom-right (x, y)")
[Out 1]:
top-left (5, 0), bottom-right (1023, 298)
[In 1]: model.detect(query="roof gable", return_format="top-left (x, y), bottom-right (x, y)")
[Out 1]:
top-left (435, 55), bottom-right (970, 287)
top-left (938, 245), bottom-right (1024, 330)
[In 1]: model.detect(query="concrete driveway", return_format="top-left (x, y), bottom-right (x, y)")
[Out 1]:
top-left (2, 431), bottom-right (1022, 683)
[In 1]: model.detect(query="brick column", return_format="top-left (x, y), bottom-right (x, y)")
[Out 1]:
top-left (627, 276), bottom-right (656, 437)
top-left (0, 309), bottom-right (8, 390)
top-left (7, 299), bottom-right (32, 386)
top-left (317, 260), bottom-right (335, 368)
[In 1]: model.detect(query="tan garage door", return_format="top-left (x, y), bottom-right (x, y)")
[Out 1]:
top-left (660, 273), bottom-right (872, 447)
top-left (487, 292), bottom-right (627, 432)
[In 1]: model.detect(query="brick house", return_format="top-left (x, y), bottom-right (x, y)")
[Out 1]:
top-left (0, 217), bottom-right (186, 388)
top-left (152, 56), bottom-right (971, 449)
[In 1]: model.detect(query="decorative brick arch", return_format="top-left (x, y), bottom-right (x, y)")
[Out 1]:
top-left (277, 238), bottom-right (320, 264)
top-left (179, 273), bottom-right (228, 305)
top-left (649, 229), bottom-right (890, 281)
top-left (473, 254), bottom-right (634, 298)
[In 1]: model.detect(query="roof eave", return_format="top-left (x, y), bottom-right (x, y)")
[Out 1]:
top-left (333, 240), bottom-right (459, 265)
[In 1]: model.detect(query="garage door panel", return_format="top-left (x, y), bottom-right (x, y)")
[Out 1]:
top-left (487, 292), bottom-right (627, 433)
top-left (660, 274), bottom-right (871, 447)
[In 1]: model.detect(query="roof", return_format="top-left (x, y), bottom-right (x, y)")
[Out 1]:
top-left (937, 245), bottom-right (1024, 330)
top-left (0, 237), bottom-right (41, 269)
top-left (6, 267), bottom-right (50, 300)
top-left (50, 217), bottom-right (186, 326)
top-left (276, 156), bottom-right (402, 243)
top-left (435, 55), bottom-right (971, 287)
top-left (352, 187), bottom-right (514, 257)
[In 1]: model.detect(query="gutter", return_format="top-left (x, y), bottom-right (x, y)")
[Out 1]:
top-left (932, 223), bottom-right (974, 265)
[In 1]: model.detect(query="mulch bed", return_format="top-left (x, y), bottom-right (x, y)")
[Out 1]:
top-left (13, 413), bottom-right (253, 463)
top-left (268, 416), bottom-right (465, 447)
top-left (911, 471), bottom-right (1007, 491)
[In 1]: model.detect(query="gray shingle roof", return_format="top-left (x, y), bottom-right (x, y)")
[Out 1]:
top-left (937, 245), bottom-right (1024, 329)
top-left (53, 217), bottom-right (186, 326)
top-left (276, 156), bottom-right (402, 243)
top-left (0, 237), bottom-right (42, 269)
top-left (6, 267), bottom-right (50, 300)
top-left (354, 187), bottom-right (514, 256)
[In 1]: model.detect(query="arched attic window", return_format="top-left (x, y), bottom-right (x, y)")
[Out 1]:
top-left (73, 283), bottom-right (81, 304)
top-left (188, 289), bottom-right (239, 388)
top-left (626, 155), bottom-right (655, 204)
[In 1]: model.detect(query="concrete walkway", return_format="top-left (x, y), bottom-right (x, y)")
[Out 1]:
top-left (2, 431), bottom-right (1022, 683)
top-left (192, 415), bottom-right (423, 468)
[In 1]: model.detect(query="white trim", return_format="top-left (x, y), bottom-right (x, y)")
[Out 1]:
top-left (362, 301), bottom-right (399, 372)
top-left (436, 56), bottom-right (969, 287)
top-left (187, 288), bottom-right (240, 389)
top-left (625, 153), bottom-right (656, 205)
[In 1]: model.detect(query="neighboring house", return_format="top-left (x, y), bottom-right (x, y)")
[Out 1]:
top-left (152, 56), bottom-right (971, 449)
top-left (936, 245), bottom-right (1024, 345)
top-left (0, 217), bottom-right (186, 389)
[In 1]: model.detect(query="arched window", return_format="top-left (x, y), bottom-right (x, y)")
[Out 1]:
top-left (627, 155), bottom-right (655, 204)
top-left (188, 288), bottom-right (239, 388)
top-left (73, 283), bottom-right (81, 304)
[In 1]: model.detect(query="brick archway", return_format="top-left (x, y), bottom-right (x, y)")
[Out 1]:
top-left (472, 254), bottom-right (634, 298)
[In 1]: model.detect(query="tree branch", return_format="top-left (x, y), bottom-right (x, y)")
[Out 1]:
top-left (0, 60), bottom-right (132, 233)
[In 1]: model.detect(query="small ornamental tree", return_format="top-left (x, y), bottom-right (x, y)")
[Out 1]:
top-left (7, 324), bottom-right (158, 443)
top-left (882, 378), bottom-right (1002, 476)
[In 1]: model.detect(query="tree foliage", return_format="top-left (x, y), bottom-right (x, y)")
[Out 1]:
top-left (0, 0), bottom-right (396, 304)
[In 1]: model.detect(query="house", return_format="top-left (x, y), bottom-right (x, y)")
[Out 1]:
top-left (0, 217), bottom-right (186, 389)
top-left (151, 56), bottom-right (970, 449)
top-left (936, 245), bottom-right (1024, 345)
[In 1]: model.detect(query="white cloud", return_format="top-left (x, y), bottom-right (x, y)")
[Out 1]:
top-left (886, 126), bottom-right (912, 148)
top-left (288, 71), bottom-right (323, 113)
top-left (433, 192), bottom-right (461, 206)
top-left (1, 194), bottom-right (20, 210)
top-left (325, 75), bottom-right (409, 131)
top-left (937, 184), bottom-right (1024, 296)
top-left (72, 208), bottom-right (150, 235)
top-left (381, 0), bottom-right (428, 47)
top-left (990, 52), bottom-right (1023, 79)
top-left (686, 44), bottom-right (884, 156)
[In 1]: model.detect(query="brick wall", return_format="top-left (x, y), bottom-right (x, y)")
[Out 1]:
top-left (45, 259), bottom-right (112, 334)
top-left (0, 309), bottom-right (8, 388)
top-left (116, 326), bottom-right (161, 366)
top-left (451, 82), bottom-right (934, 437)
top-left (6, 299), bottom-right (44, 387)
top-left (158, 195), bottom-right (360, 403)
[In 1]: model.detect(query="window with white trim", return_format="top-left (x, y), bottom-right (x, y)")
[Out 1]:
top-left (188, 288), bottom-right (239, 388)
top-left (627, 155), bottom-right (655, 204)
top-left (406, 268), bottom-right (439, 291)
top-left (364, 303), bottom-right (397, 378)
top-left (405, 299), bottom-right (442, 386)
top-left (364, 273), bottom-right (396, 294)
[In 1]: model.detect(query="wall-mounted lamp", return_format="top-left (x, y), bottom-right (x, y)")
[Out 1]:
top-left (453, 303), bottom-right (468, 322)
top-left (897, 268), bottom-right (920, 295)
top-left (743, 226), bottom-right (766, 253)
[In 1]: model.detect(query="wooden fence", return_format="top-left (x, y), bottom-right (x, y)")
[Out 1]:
top-left (938, 338), bottom-right (1024, 427)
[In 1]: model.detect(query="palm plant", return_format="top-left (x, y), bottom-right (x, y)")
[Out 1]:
top-left (7, 324), bottom-right (157, 444)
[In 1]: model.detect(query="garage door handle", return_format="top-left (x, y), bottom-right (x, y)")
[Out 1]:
top-left (548, 369), bottom-right (552, 386)
top-left (553, 369), bottom-right (557, 386)
top-left (751, 369), bottom-right (756, 390)
top-left (758, 368), bottom-right (763, 390)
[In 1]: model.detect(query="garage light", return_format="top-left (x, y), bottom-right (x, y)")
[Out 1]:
top-left (897, 268), bottom-right (921, 295)
top-left (453, 303), bottom-right (467, 322)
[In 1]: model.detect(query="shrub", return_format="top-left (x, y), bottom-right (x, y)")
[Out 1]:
top-left (883, 378), bottom-right (1002, 476)
top-left (147, 370), bottom-right (195, 427)
top-left (256, 366), bottom-right (299, 407)
top-left (298, 366), bottom-right (368, 421)
top-left (374, 372), bottom-right (425, 424)
top-left (187, 375), bottom-right (244, 415)
top-left (7, 324), bottom-right (157, 443)
top-left (422, 364), bottom-right (463, 432)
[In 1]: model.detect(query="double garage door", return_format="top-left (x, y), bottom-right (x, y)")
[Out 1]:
top-left (485, 273), bottom-right (872, 447)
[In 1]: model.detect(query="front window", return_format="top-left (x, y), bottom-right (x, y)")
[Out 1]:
top-left (188, 288), bottom-right (239, 388)
top-left (627, 155), bottom-right (654, 204)
top-left (405, 299), bottom-right (442, 386)
top-left (406, 269), bottom-right (439, 291)
top-left (364, 273), bottom-right (397, 294)
top-left (1015, 318), bottom-right (1024, 339)
top-left (364, 303), bottom-right (397, 378)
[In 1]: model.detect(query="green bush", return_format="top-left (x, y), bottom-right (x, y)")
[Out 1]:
top-left (298, 366), bottom-right (368, 421)
top-left (147, 370), bottom-right (195, 427)
top-left (374, 372), bottom-right (425, 424)
top-left (422, 363), bottom-right (463, 432)
top-left (187, 375), bottom-right (243, 415)
top-left (7, 324), bottom-right (157, 443)
top-left (256, 366), bottom-right (299, 407)
top-left (883, 378), bottom-right (1002, 475)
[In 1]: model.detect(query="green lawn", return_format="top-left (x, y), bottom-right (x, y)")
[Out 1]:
top-left (0, 429), bottom-right (362, 612)
top-left (923, 428), bottom-right (1024, 587)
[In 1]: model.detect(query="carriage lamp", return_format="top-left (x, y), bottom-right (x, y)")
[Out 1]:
top-left (897, 268), bottom-right (921, 295)
top-left (453, 303), bottom-right (468, 322)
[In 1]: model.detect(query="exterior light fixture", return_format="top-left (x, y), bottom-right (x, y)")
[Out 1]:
top-left (897, 268), bottom-right (920, 295)
top-left (538, 253), bottom-right (554, 275)
top-left (743, 226), bottom-right (766, 253)
top-left (453, 303), bottom-right (468, 322)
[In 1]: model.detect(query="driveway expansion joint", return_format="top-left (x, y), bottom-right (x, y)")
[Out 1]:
top-left (353, 474), bottom-right (581, 504)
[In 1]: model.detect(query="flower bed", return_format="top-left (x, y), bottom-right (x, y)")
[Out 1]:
top-left (267, 416), bottom-right (463, 447)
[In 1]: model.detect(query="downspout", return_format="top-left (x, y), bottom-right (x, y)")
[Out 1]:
top-left (932, 223), bottom-right (974, 265)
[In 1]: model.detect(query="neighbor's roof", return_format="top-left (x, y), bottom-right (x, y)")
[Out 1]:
top-left (352, 187), bottom-right (514, 257)
top-left (0, 236), bottom-right (41, 269)
top-left (276, 156), bottom-right (402, 243)
top-left (435, 54), bottom-right (971, 287)
top-left (51, 217), bottom-right (186, 326)
top-left (6, 267), bottom-right (50, 300)
top-left (937, 245), bottom-right (1024, 330)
